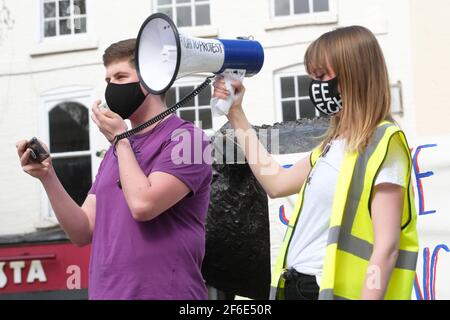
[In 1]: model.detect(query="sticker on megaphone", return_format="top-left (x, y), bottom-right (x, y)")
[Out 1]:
top-left (211, 69), bottom-right (246, 117)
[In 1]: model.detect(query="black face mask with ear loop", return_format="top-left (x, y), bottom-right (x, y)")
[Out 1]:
top-left (309, 77), bottom-right (343, 116)
top-left (105, 82), bottom-right (147, 119)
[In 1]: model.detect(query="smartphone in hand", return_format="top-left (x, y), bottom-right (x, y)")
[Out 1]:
top-left (27, 137), bottom-right (50, 163)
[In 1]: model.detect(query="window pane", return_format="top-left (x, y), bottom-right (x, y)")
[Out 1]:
top-left (74, 0), bottom-right (86, 14)
top-left (179, 110), bottom-right (196, 124)
top-left (199, 109), bottom-right (212, 129)
top-left (298, 75), bottom-right (312, 97)
top-left (274, 0), bottom-right (290, 16)
top-left (299, 99), bottom-right (317, 119)
top-left (44, 2), bottom-right (56, 18)
top-left (166, 87), bottom-right (176, 107)
top-left (74, 17), bottom-right (87, 33)
top-left (282, 101), bottom-right (297, 122)
top-left (59, 18), bottom-right (72, 35)
top-left (158, 0), bottom-right (172, 5)
top-left (176, 0), bottom-right (190, 3)
top-left (294, 0), bottom-right (310, 14)
top-left (49, 102), bottom-right (90, 153)
top-left (44, 20), bottom-right (57, 37)
top-left (177, 6), bottom-right (192, 27)
top-left (53, 156), bottom-right (92, 206)
top-left (313, 0), bottom-right (329, 12)
top-left (198, 86), bottom-right (211, 106)
top-left (195, 4), bottom-right (210, 26)
top-left (59, 0), bottom-right (71, 17)
top-left (281, 77), bottom-right (295, 98)
top-left (179, 86), bottom-right (195, 107)
top-left (158, 7), bottom-right (173, 19)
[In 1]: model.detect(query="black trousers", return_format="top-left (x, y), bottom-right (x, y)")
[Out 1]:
top-left (283, 269), bottom-right (319, 300)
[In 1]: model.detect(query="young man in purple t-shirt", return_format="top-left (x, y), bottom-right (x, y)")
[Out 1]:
top-left (16, 39), bottom-right (212, 299)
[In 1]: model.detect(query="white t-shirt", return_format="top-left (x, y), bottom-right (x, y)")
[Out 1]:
top-left (286, 135), bottom-right (409, 287)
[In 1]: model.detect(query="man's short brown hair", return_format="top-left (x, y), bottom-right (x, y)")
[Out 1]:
top-left (103, 39), bottom-right (136, 67)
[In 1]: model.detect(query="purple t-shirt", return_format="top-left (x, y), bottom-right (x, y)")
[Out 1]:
top-left (88, 114), bottom-right (212, 300)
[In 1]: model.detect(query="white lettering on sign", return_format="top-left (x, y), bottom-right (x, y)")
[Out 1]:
top-left (9, 261), bottom-right (25, 284)
top-left (0, 260), bottom-right (47, 288)
top-left (26, 260), bottom-right (47, 283)
top-left (0, 263), bottom-right (6, 288)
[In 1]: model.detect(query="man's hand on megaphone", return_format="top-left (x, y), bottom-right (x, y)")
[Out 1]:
top-left (91, 100), bottom-right (128, 143)
top-left (213, 76), bottom-right (245, 119)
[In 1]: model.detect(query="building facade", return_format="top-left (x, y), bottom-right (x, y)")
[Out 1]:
top-left (0, 0), bottom-right (449, 299)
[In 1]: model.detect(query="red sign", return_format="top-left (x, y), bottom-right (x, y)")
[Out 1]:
top-left (0, 243), bottom-right (90, 294)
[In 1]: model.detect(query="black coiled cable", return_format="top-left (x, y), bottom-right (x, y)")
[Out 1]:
top-left (113, 75), bottom-right (215, 148)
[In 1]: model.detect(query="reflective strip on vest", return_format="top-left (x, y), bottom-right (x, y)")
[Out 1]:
top-left (325, 226), bottom-right (417, 270)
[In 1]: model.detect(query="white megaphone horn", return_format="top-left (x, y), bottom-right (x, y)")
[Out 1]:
top-left (135, 13), bottom-right (264, 116)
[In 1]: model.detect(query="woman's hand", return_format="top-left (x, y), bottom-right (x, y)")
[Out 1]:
top-left (16, 139), bottom-right (53, 181)
top-left (91, 100), bottom-right (128, 143)
top-left (212, 76), bottom-right (246, 121)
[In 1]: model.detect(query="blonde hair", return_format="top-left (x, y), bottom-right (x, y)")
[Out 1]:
top-left (305, 26), bottom-right (393, 153)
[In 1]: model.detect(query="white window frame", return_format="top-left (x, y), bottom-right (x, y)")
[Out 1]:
top-left (153, 0), bottom-right (211, 28)
top-left (41, 0), bottom-right (88, 39)
top-left (39, 86), bottom-right (98, 224)
top-left (31, 0), bottom-right (98, 57)
top-left (267, 0), bottom-right (338, 29)
top-left (272, 0), bottom-right (332, 17)
top-left (169, 76), bottom-right (215, 136)
top-left (275, 66), bottom-right (320, 122)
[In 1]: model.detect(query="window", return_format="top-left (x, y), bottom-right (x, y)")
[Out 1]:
top-left (40, 87), bottom-right (101, 222)
top-left (49, 102), bottom-right (92, 206)
top-left (279, 75), bottom-right (320, 121)
top-left (166, 84), bottom-right (213, 130)
top-left (154, 0), bottom-right (211, 28)
top-left (42, 0), bottom-right (87, 38)
top-left (273, 0), bottom-right (329, 17)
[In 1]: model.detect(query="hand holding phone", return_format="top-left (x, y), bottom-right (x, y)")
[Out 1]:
top-left (27, 137), bottom-right (50, 163)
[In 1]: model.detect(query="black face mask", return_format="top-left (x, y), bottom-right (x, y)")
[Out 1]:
top-left (105, 82), bottom-right (147, 119)
top-left (309, 77), bottom-right (342, 116)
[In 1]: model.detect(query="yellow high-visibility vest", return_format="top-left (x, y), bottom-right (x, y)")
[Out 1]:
top-left (270, 121), bottom-right (419, 300)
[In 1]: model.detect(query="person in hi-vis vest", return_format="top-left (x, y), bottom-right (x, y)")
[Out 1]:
top-left (212, 26), bottom-right (418, 300)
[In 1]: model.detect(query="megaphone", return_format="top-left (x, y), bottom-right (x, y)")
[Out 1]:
top-left (135, 13), bottom-right (264, 115)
